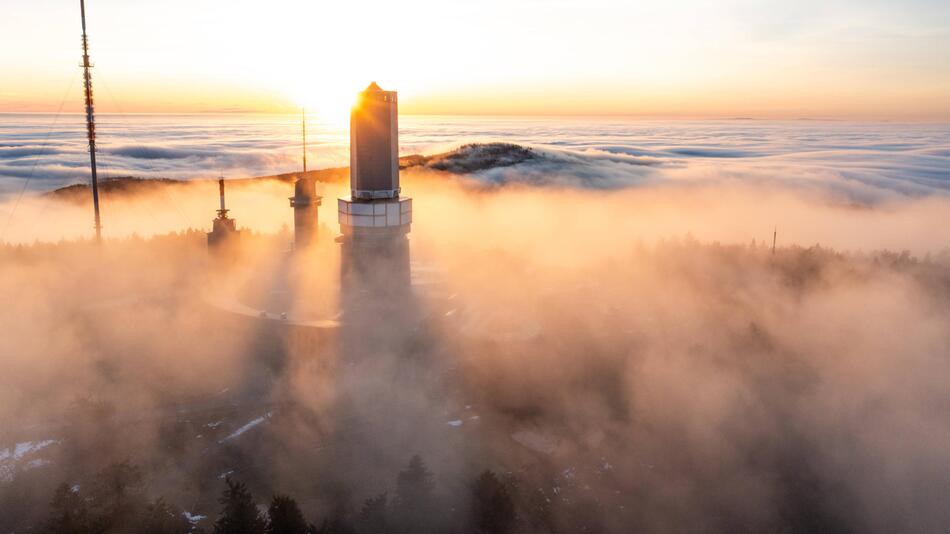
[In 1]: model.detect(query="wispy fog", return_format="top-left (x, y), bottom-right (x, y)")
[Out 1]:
top-left (0, 126), bottom-right (948, 532)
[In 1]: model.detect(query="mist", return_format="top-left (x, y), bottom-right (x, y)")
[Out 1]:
top-left (1, 147), bottom-right (949, 532)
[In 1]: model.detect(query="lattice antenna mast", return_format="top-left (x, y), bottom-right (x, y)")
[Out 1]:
top-left (302, 108), bottom-right (308, 174)
top-left (772, 225), bottom-right (777, 255)
top-left (80, 0), bottom-right (102, 243)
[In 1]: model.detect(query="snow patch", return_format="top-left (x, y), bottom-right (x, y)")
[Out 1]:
top-left (183, 511), bottom-right (206, 524)
top-left (0, 439), bottom-right (57, 462)
top-left (220, 413), bottom-right (272, 442)
top-left (25, 458), bottom-right (51, 470)
top-left (0, 439), bottom-right (58, 482)
top-left (511, 430), bottom-right (560, 455)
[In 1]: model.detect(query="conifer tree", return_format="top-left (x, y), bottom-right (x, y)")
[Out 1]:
top-left (357, 493), bottom-right (388, 534)
top-left (314, 505), bottom-right (354, 534)
top-left (393, 455), bottom-right (435, 533)
top-left (471, 470), bottom-right (515, 534)
top-left (266, 494), bottom-right (310, 534)
top-left (90, 460), bottom-right (146, 532)
top-left (141, 497), bottom-right (192, 534)
top-left (44, 483), bottom-right (95, 534)
top-left (214, 477), bottom-right (266, 534)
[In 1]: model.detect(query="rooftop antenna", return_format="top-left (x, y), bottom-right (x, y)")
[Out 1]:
top-left (80, 0), bottom-right (102, 243)
top-left (771, 225), bottom-right (777, 255)
top-left (217, 176), bottom-right (229, 220)
top-left (302, 107), bottom-right (308, 174)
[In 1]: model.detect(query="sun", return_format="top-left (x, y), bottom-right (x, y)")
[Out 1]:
top-left (286, 78), bottom-right (361, 129)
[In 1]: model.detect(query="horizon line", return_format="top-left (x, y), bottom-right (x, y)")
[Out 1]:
top-left (1, 111), bottom-right (948, 124)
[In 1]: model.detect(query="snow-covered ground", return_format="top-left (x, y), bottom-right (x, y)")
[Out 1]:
top-left (0, 439), bottom-right (58, 482)
top-left (219, 412), bottom-right (272, 443)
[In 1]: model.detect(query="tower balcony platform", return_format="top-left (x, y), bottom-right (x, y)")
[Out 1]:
top-left (338, 196), bottom-right (412, 234)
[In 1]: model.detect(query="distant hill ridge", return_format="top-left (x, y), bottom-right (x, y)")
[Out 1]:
top-left (46, 143), bottom-right (537, 202)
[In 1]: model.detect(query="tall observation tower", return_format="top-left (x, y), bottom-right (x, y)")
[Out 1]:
top-left (338, 83), bottom-right (412, 296)
top-left (349, 83), bottom-right (401, 200)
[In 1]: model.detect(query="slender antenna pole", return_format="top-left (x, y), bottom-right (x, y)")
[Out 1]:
top-left (80, 0), bottom-right (101, 243)
top-left (771, 225), bottom-right (777, 255)
top-left (302, 107), bottom-right (308, 174)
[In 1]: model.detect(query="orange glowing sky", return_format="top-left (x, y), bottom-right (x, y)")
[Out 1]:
top-left (2, 0), bottom-right (949, 120)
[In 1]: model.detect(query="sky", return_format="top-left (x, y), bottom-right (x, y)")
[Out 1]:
top-left (1, 0), bottom-right (949, 119)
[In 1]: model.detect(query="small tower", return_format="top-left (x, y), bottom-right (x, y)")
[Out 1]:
top-left (289, 109), bottom-right (321, 250)
top-left (208, 178), bottom-right (240, 253)
top-left (290, 177), bottom-right (321, 249)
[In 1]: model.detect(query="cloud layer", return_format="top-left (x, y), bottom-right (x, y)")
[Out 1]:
top-left (1, 115), bottom-right (948, 202)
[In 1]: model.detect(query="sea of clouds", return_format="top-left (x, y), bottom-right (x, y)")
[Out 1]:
top-left (1, 115), bottom-right (950, 532)
top-left (0, 114), bottom-right (947, 203)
